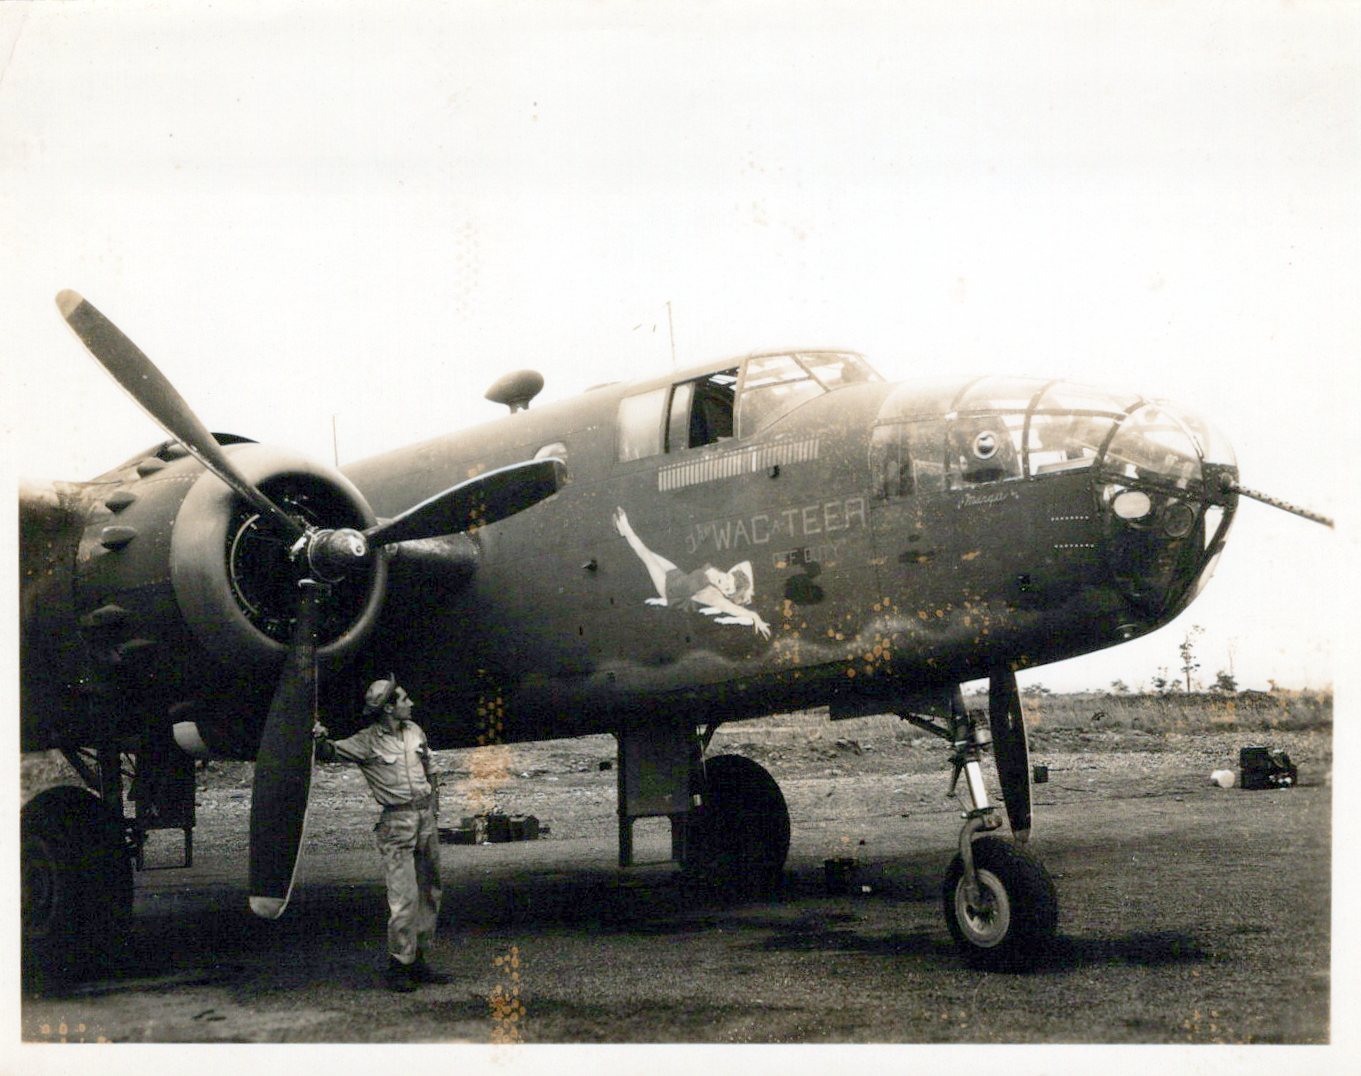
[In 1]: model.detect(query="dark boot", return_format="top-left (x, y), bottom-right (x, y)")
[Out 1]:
top-left (410, 953), bottom-right (452, 985)
top-left (385, 957), bottom-right (417, 993)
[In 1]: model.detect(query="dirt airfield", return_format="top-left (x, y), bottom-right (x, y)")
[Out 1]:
top-left (20, 714), bottom-right (1331, 1046)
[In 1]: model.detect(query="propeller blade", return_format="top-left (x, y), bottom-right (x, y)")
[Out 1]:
top-left (56, 290), bottom-right (303, 541)
top-left (248, 581), bottom-right (322, 919)
top-left (988, 666), bottom-right (1034, 842)
top-left (365, 457), bottom-right (566, 548)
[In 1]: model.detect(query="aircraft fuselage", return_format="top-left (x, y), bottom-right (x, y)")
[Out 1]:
top-left (339, 353), bottom-right (1237, 748)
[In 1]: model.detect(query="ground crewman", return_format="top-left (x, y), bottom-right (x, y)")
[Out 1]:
top-left (314, 676), bottom-right (450, 992)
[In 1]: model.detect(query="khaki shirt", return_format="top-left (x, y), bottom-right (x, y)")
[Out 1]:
top-left (318, 720), bottom-right (436, 808)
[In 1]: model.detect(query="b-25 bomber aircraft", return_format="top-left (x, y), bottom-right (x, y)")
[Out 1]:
top-left (19, 291), bottom-right (1332, 986)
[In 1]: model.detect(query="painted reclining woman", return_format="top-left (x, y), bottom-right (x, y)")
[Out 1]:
top-left (613, 506), bottom-right (771, 639)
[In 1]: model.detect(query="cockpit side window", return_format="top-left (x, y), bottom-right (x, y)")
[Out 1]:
top-left (616, 387), bottom-right (668, 462)
top-left (666, 369), bottom-right (738, 451)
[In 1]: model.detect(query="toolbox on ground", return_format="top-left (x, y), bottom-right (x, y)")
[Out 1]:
top-left (1239, 745), bottom-right (1297, 790)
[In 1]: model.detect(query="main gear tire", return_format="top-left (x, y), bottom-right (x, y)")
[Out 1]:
top-left (683, 754), bottom-right (790, 898)
top-left (22, 785), bottom-right (134, 992)
top-left (942, 835), bottom-right (1058, 969)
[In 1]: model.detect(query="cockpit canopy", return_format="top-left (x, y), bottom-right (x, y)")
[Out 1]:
top-left (617, 350), bottom-right (879, 461)
top-left (738, 351), bottom-right (880, 439)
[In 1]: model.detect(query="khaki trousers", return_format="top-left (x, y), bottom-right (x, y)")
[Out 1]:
top-left (374, 805), bottom-right (442, 963)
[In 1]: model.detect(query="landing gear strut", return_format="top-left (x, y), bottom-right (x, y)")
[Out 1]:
top-left (900, 674), bottom-right (1058, 967)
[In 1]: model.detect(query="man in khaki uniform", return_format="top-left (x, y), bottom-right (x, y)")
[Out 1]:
top-left (314, 677), bottom-right (450, 991)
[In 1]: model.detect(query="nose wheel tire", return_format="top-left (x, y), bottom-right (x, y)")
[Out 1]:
top-left (942, 836), bottom-right (1057, 968)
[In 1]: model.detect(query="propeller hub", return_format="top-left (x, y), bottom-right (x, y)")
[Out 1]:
top-left (306, 527), bottom-right (371, 582)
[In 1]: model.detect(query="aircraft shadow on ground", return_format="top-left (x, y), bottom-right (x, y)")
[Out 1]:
top-left (747, 920), bottom-right (1209, 974)
top-left (1034, 931), bottom-right (1210, 970)
top-left (43, 853), bottom-right (1207, 995)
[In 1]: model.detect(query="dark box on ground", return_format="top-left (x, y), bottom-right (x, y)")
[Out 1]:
top-left (824, 857), bottom-right (856, 895)
top-left (1240, 746), bottom-right (1297, 790)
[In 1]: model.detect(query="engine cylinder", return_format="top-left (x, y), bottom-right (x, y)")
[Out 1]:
top-left (20, 439), bottom-right (386, 752)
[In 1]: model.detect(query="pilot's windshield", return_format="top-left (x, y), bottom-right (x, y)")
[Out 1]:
top-left (800, 351), bottom-right (880, 389)
top-left (738, 351), bottom-right (878, 437)
top-left (738, 354), bottom-right (822, 437)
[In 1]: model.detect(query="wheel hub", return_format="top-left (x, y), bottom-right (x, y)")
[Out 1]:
top-left (956, 868), bottom-right (1011, 947)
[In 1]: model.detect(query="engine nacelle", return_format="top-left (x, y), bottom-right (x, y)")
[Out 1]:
top-left (20, 439), bottom-right (386, 755)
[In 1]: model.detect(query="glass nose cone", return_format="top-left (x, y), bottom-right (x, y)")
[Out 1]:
top-left (1097, 399), bottom-right (1237, 621)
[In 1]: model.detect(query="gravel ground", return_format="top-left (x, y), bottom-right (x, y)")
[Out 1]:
top-left (19, 721), bottom-right (1332, 1046)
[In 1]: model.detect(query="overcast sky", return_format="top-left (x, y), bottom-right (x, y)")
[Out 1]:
top-left (2, 0), bottom-right (1355, 693)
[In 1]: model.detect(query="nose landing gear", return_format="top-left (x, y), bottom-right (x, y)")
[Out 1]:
top-left (899, 673), bottom-right (1058, 968)
top-left (944, 835), bottom-right (1056, 965)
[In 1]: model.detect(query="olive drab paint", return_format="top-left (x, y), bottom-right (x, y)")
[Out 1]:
top-left (33, 306), bottom-right (1321, 978)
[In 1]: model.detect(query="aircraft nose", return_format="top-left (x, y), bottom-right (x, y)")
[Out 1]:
top-left (1095, 398), bottom-right (1238, 622)
top-left (870, 377), bottom-right (1239, 630)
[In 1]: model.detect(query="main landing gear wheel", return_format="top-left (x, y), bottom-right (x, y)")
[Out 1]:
top-left (684, 754), bottom-right (790, 898)
top-left (22, 785), bottom-right (134, 991)
top-left (942, 836), bottom-right (1057, 969)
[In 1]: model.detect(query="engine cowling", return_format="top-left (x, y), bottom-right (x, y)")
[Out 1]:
top-left (20, 439), bottom-right (386, 755)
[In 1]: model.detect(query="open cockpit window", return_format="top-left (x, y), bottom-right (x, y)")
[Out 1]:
top-left (666, 368), bottom-right (737, 451)
top-left (663, 352), bottom-right (877, 453)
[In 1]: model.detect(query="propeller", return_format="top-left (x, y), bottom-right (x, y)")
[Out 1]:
top-left (57, 291), bottom-right (304, 542)
top-left (248, 580), bottom-right (322, 918)
top-left (304, 458), bottom-right (568, 581)
top-left (56, 290), bottom-right (567, 919)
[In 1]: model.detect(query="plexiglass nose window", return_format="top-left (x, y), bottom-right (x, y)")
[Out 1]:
top-left (946, 378), bottom-right (1034, 486)
top-left (947, 416), bottom-right (1024, 486)
top-left (1025, 382), bottom-right (1131, 477)
top-left (1103, 403), bottom-right (1202, 487)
